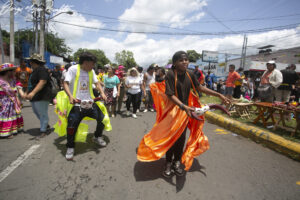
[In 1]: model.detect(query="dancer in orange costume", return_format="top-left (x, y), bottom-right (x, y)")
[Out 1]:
top-left (137, 51), bottom-right (230, 177)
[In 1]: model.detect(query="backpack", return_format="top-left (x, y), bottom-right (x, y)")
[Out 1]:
top-left (49, 75), bottom-right (60, 98)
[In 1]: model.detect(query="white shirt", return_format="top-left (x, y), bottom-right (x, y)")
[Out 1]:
top-left (61, 69), bottom-right (67, 81)
top-left (261, 69), bottom-right (283, 88)
top-left (65, 64), bottom-right (98, 101)
top-left (145, 72), bottom-right (155, 91)
top-left (126, 76), bottom-right (142, 94)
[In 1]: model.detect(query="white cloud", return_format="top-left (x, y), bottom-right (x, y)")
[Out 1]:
top-left (67, 27), bottom-right (300, 67)
top-left (48, 5), bottom-right (105, 42)
top-left (118, 0), bottom-right (207, 31)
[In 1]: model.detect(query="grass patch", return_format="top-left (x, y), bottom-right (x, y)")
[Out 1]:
top-left (199, 95), bottom-right (300, 143)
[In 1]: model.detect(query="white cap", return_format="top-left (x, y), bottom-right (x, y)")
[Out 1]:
top-left (267, 60), bottom-right (276, 64)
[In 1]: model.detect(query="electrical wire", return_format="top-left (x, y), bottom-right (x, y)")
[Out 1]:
top-left (51, 20), bottom-right (300, 36)
top-left (76, 11), bottom-right (205, 34)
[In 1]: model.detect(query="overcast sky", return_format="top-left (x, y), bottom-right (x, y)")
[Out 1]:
top-left (1, 0), bottom-right (300, 66)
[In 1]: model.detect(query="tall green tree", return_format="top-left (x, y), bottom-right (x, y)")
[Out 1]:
top-left (73, 48), bottom-right (110, 68)
top-left (45, 32), bottom-right (71, 56)
top-left (1, 29), bottom-right (71, 58)
top-left (115, 50), bottom-right (137, 69)
top-left (187, 50), bottom-right (201, 62)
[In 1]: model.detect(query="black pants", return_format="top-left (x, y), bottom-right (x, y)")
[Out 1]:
top-left (233, 86), bottom-right (241, 98)
top-left (117, 86), bottom-right (125, 111)
top-left (136, 91), bottom-right (142, 110)
top-left (67, 104), bottom-right (104, 148)
top-left (126, 92), bottom-right (139, 114)
top-left (145, 90), bottom-right (154, 109)
top-left (166, 128), bottom-right (187, 162)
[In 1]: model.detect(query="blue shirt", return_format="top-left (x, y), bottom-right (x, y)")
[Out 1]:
top-left (104, 75), bottom-right (120, 88)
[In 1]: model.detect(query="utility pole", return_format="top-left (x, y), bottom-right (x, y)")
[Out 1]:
top-left (10, 0), bottom-right (15, 63)
top-left (240, 35), bottom-right (248, 70)
top-left (33, 2), bottom-right (39, 53)
top-left (0, 24), bottom-right (5, 63)
top-left (224, 53), bottom-right (228, 72)
top-left (242, 36), bottom-right (248, 70)
top-left (39, 0), bottom-right (45, 58)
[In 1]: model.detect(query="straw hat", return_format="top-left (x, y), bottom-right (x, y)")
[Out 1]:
top-left (128, 67), bottom-right (139, 76)
top-left (0, 63), bottom-right (17, 72)
top-left (26, 53), bottom-right (45, 64)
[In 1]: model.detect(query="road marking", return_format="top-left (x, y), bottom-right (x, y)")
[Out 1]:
top-left (216, 132), bottom-right (229, 135)
top-left (0, 144), bottom-right (40, 183)
top-left (215, 128), bottom-right (229, 134)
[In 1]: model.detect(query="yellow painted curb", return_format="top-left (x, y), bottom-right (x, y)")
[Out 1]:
top-left (204, 111), bottom-right (300, 161)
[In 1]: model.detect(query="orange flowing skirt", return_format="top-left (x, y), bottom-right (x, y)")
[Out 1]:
top-left (137, 81), bottom-right (209, 170)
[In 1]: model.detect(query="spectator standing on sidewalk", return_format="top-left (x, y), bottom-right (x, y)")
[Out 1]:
top-left (259, 60), bottom-right (282, 102)
top-left (277, 64), bottom-right (300, 102)
top-left (233, 68), bottom-right (244, 98)
top-left (61, 63), bottom-right (71, 82)
top-left (143, 66), bottom-right (155, 112)
top-left (25, 54), bottom-right (52, 138)
top-left (136, 66), bottom-right (144, 112)
top-left (15, 58), bottom-right (32, 93)
top-left (225, 64), bottom-right (241, 99)
top-left (125, 68), bottom-right (144, 118)
top-left (205, 71), bottom-right (214, 90)
top-left (115, 65), bottom-right (126, 114)
top-left (193, 65), bottom-right (205, 85)
top-left (193, 65), bottom-right (204, 96)
top-left (52, 65), bottom-right (62, 89)
top-left (103, 66), bottom-right (120, 117)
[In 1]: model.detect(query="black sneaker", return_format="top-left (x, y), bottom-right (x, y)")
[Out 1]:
top-left (173, 161), bottom-right (184, 176)
top-left (162, 162), bottom-right (173, 178)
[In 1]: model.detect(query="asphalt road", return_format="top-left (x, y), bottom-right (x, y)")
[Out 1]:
top-left (0, 102), bottom-right (300, 200)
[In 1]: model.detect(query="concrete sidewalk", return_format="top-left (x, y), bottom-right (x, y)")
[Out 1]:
top-left (205, 111), bottom-right (300, 161)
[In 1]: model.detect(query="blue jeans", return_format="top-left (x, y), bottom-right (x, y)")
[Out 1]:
top-left (31, 101), bottom-right (49, 132)
top-left (67, 104), bottom-right (104, 148)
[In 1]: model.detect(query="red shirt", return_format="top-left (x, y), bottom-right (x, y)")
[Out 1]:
top-left (115, 69), bottom-right (124, 79)
top-left (226, 71), bottom-right (240, 87)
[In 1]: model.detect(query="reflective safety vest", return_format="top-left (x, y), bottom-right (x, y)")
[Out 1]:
top-left (54, 64), bottom-right (112, 142)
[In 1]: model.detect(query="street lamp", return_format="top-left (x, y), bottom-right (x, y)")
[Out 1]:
top-left (40, 10), bottom-right (73, 59)
top-left (47, 11), bottom-right (73, 21)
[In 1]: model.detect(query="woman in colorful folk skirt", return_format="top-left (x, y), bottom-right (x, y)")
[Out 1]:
top-left (0, 63), bottom-right (25, 138)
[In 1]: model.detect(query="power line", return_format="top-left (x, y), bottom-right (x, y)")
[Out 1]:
top-left (73, 10), bottom-right (300, 34)
top-left (76, 11), bottom-right (204, 34)
top-left (77, 10), bottom-right (300, 24)
top-left (204, 8), bottom-right (236, 33)
top-left (210, 32), bottom-right (300, 54)
top-left (51, 20), bottom-right (300, 36)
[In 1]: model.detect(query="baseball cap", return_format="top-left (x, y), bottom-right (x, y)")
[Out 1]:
top-left (267, 60), bottom-right (276, 64)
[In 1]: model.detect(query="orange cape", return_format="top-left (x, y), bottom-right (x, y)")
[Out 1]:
top-left (137, 81), bottom-right (209, 170)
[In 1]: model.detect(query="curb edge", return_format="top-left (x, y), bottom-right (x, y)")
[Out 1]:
top-left (204, 111), bottom-right (300, 161)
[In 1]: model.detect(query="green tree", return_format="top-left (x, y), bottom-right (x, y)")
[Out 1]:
top-left (187, 50), bottom-right (201, 62)
top-left (1, 29), bottom-right (71, 58)
top-left (45, 32), bottom-right (71, 56)
top-left (2, 29), bottom-right (71, 57)
top-left (73, 48), bottom-right (110, 69)
top-left (115, 50), bottom-right (137, 69)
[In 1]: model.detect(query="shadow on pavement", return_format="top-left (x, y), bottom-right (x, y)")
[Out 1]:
top-left (24, 128), bottom-right (41, 137)
top-left (53, 134), bottom-right (110, 158)
top-left (133, 158), bottom-right (206, 193)
top-left (25, 127), bottom-right (55, 140)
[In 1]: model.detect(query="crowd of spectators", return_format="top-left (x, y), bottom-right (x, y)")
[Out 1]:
top-left (191, 61), bottom-right (300, 104)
